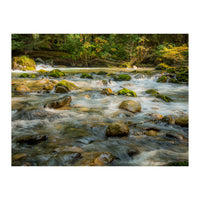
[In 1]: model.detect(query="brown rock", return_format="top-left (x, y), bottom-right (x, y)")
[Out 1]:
top-left (55, 86), bottom-right (70, 93)
top-left (12, 153), bottom-right (27, 161)
top-left (175, 115), bottom-right (188, 127)
top-left (101, 88), bottom-right (114, 95)
top-left (119, 100), bottom-right (141, 113)
top-left (15, 85), bottom-right (31, 92)
top-left (106, 123), bottom-right (129, 137)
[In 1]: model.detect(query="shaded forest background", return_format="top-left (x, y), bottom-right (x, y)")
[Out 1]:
top-left (12, 34), bottom-right (188, 67)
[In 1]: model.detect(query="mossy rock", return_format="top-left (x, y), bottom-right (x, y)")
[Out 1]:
top-left (97, 71), bottom-right (108, 75)
top-left (145, 89), bottom-right (159, 96)
top-left (155, 63), bottom-right (169, 70)
top-left (167, 161), bottom-right (188, 166)
top-left (155, 94), bottom-right (173, 102)
top-left (80, 73), bottom-right (93, 79)
top-left (157, 76), bottom-right (168, 83)
top-left (176, 70), bottom-right (188, 83)
top-left (12, 56), bottom-right (36, 71)
top-left (37, 69), bottom-right (48, 74)
top-left (56, 80), bottom-right (78, 90)
top-left (117, 88), bottom-right (137, 97)
top-left (55, 86), bottom-right (70, 93)
top-left (176, 66), bottom-right (188, 72)
top-left (166, 67), bottom-right (176, 73)
top-left (29, 74), bottom-right (36, 78)
top-left (48, 69), bottom-right (65, 78)
top-left (168, 78), bottom-right (180, 84)
top-left (113, 74), bottom-right (132, 81)
top-left (19, 73), bottom-right (29, 78)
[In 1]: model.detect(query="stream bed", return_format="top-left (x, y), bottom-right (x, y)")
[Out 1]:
top-left (11, 66), bottom-right (188, 166)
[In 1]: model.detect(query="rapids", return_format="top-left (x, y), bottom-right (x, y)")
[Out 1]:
top-left (11, 66), bottom-right (188, 166)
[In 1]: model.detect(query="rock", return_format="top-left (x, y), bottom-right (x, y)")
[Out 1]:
top-left (19, 73), bottom-right (29, 78)
top-left (15, 85), bottom-right (31, 92)
top-left (55, 86), bottom-right (70, 93)
top-left (12, 153), bottom-right (27, 161)
top-left (155, 94), bottom-right (173, 102)
top-left (43, 83), bottom-right (54, 90)
top-left (165, 132), bottom-right (185, 140)
top-left (102, 80), bottom-right (108, 86)
top-left (117, 88), bottom-right (137, 97)
top-left (127, 148), bottom-right (140, 157)
top-left (157, 75), bottom-right (168, 83)
top-left (37, 69), bottom-right (48, 74)
top-left (80, 73), bottom-right (93, 79)
top-left (167, 161), bottom-right (188, 166)
top-left (29, 74), bottom-right (36, 78)
top-left (176, 70), bottom-right (188, 83)
top-left (106, 123), bottom-right (129, 137)
top-left (119, 100), bottom-right (141, 113)
top-left (15, 134), bottom-right (48, 145)
top-left (145, 130), bottom-right (157, 136)
top-left (101, 88), bottom-right (113, 95)
top-left (97, 71), bottom-right (108, 75)
top-left (37, 78), bottom-right (50, 84)
top-left (155, 63), bottom-right (169, 70)
top-left (94, 152), bottom-right (114, 166)
top-left (56, 80), bottom-right (78, 90)
top-left (113, 74), bottom-right (131, 81)
top-left (161, 115), bottom-right (174, 124)
top-left (12, 56), bottom-right (36, 71)
top-left (175, 115), bottom-right (188, 127)
top-left (48, 69), bottom-right (65, 78)
top-left (44, 95), bottom-right (72, 109)
top-left (147, 113), bottom-right (163, 120)
top-left (78, 107), bottom-right (90, 112)
top-left (145, 89), bottom-right (159, 96)
top-left (123, 83), bottom-right (135, 87)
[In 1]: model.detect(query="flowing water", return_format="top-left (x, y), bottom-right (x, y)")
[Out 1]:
top-left (11, 65), bottom-right (188, 166)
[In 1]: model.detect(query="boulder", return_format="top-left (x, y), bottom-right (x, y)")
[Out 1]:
top-left (145, 130), bottom-right (157, 136)
top-left (101, 88), bottom-right (113, 95)
top-left (43, 83), bottom-right (54, 91)
top-left (175, 115), bottom-right (188, 127)
top-left (44, 95), bottom-right (72, 109)
top-left (113, 74), bottom-right (131, 81)
top-left (56, 80), bottom-right (78, 90)
top-left (48, 69), bottom-right (65, 78)
top-left (165, 132), bottom-right (185, 140)
top-left (157, 75), bottom-right (168, 83)
top-left (106, 123), bottom-right (129, 137)
top-left (119, 100), bottom-right (141, 113)
top-left (12, 56), bottom-right (36, 71)
top-left (117, 88), bottom-right (137, 97)
top-left (127, 148), bottom-right (140, 157)
top-left (155, 94), bottom-right (173, 102)
top-left (80, 73), bottom-right (93, 79)
top-left (145, 89), bottom-right (159, 96)
top-left (55, 86), bottom-right (70, 93)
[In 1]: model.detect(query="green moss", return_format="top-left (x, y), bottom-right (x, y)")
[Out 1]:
top-left (155, 63), bottom-right (169, 70)
top-left (155, 94), bottom-right (173, 102)
top-left (37, 69), bottom-right (48, 74)
top-left (117, 88), bottom-right (137, 97)
top-left (97, 71), bottom-right (108, 75)
top-left (145, 89), bottom-right (159, 96)
top-left (157, 76), bottom-right (168, 83)
top-left (166, 67), bottom-right (176, 73)
top-left (48, 69), bottom-right (65, 78)
top-left (80, 73), bottom-right (93, 79)
top-left (13, 56), bottom-right (36, 71)
top-left (19, 73), bottom-right (29, 78)
top-left (114, 74), bottom-right (132, 81)
top-left (29, 74), bottom-right (36, 78)
top-left (169, 78), bottom-right (180, 83)
top-left (56, 80), bottom-right (78, 90)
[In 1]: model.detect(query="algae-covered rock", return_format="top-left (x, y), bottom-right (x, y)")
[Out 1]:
top-left (101, 88), bottom-right (113, 95)
top-left (80, 73), bottom-right (93, 79)
top-left (119, 100), bottom-right (141, 113)
top-left (155, 94), bottom-right (173, 102)
top-left (117, 88), bottom-right (137, 97)
top-left (56, 80), bottom-right (78, 90)
top-left (176, 70), bottom-right (188, 83)
top-left (55, 86), bottom-right (70, 93)
top-left (169, 78), bottom-right (180, 83)
top-left (29, 74), bottom-right (36, 78)
top-left (166, 67), bottom-right (176, 73)
top-left (113, 74), bottom-right (131, 81)
top-left (106, 123), bottom-right (129, 137)
top-left (157, 76), bottom-right (168, 83)
top-left (19, 73), bottom-right (29, 78)
top-left (44, 95), bottom-right (72, 108)
top-left (97, 71), bottom-right (108, 75)
top-left (145, 89), bottom-right (159, 96)
top-left (175, 115), bottom-right (188, 127)
top-left (12, 56), bottom-right (36, 71)
top-left (48, 69), bottom-right (65, 78)
top-left (37, 69), bottom-right (48, 74)
top-left (15, 85), bottom-right (31, 92)
top-left (155, 63), bottom-right (169, 70)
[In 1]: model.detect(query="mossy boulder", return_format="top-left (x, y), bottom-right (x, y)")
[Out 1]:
top-left (15, 85), bottom-right (31, 93)
top-left (56, 80), bottom-right (78, 90)
top-left (113, 74), bottom-right (132, 81)
top-left (37, 69), bottom-right (48, 74)
top-left (106, 123), bottom-right (129, 137)
top-left (117, 88), bottom-right (137, 97)
top-left (175, 115), bottom-right (188, 127)
top-left (155, 94), bottom-right (173, 102)
top-left (29, 74), bottom-right (36, 78)
top-left (155, 63), bottom-right (169, 70)
top-left (168, 78), bottom-right (180, 83)
top-left (101, 88), bottom-right (113, 95)
top-left (44, 95), bottom-right (72, 108)
top-left (19, 73), bottom-right (29, 78)
top-left (97, 71), bottom-right (108, 75)
top-left (12, 56), bottom-right (36, 71)
top-left (119, 100), bottom-right (141, 113)
top-left (48, 69), bottom-right (65, 78)
top-left (80, 73), bottom-right (93, 79)
top-left (157, 76), bottom-right (168, 83)
top-left (166, 67), bottom-right (176, 73)
top-left (55, 86), bottom-right (70, 93)
top-left (176, 70), bottom-right (188, 83)
top-left (145, 89), bottom-right (159, 96)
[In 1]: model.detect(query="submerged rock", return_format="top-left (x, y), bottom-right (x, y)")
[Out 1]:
top-left (127, 148), bottom-right (140, 157)
top-left (101, 88), bottom-right (113, 95)
top-left (106, 123), bottom-right (129, 137)
top-left (117, 88), bottom-right (137, 97)
top-left (145, 130), bottom-right (157, 136)
top-left (55, 86), bottom-right (70, 93)
top-left (97, 71), bottom-right (108, 75)
top-left (12, 153), bottom-right (27, 161)
top-left (119, 100), bottom-right (141, 113)
top-left (161, 115), bottom-right (175, 124)
top-left (155, 94), bottom-right (173, 102)
top-left (44, 95), bottom-right (72, 108)
top-left (175, 115), bottom-right (188, 127)
top-left (165, 132), bottom-right (185, 140)
top-left (15, 134), bottom-right (48, 145)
